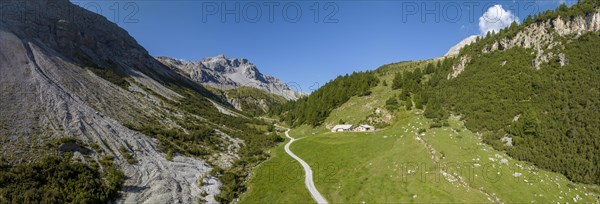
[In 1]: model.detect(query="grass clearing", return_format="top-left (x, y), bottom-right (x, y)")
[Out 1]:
top-left (241, 110), bottom-right (598, 203)
top-left (292, 112), bottom-right (490, 203)
top-left (239, 136), bottom-right (313, 204)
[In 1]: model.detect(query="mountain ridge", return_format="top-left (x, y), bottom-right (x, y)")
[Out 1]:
top-left (157, 55), bottom-right (306, 100)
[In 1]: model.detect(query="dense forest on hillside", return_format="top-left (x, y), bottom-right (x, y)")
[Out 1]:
top-left (271, 71), bottom-right (379, 127)
top-left (384, 1), bottom-right (600, 184)
top-left (440, 34), bottom-right (599, 184)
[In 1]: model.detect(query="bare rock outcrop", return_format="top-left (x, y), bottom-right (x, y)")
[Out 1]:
top-left (448, 8), bottom-right (600, 78)
top-left (448, 56), bottom-right (471, 79)
top-left (481, 8), bottom-right (600, 69)
top-left (558, 53), bottom-right (569, 67)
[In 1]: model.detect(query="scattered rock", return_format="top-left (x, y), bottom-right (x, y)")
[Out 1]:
top-left (533, 51), bottom-right (554, 70)
top-left (512, 114), bottom-right (521, 122)
top-left (558, 53), bottom-right (569, 67)
top-left (448, 55), bottom-right (471, 79)
top-left (501, 136), bottom-right (513, 147)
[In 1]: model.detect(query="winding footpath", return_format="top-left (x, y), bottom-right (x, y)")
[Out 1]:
top-left (284, 130), bottom-right (329, 204)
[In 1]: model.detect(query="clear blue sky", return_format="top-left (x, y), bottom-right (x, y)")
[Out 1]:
top-left (72, 0), bottom-right (570, 93)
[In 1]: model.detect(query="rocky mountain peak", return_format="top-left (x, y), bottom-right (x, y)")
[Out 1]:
top-left (444, 35), bottom-right (479, 57)
top-left (157, 55), bottom-right (305, 100)
top-left (200, 55), bottom-right (258, 75)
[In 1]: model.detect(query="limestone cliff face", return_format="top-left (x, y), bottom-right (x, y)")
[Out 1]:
top-left (481, 9), bottom-right (600, 69)
top-left (483, 10), bottom-right (600, 52)
top-left (449, 8), bottom-right (600, 78)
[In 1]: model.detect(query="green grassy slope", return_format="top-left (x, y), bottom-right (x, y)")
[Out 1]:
top-left (241, 55), bottom-right (600, 202)
top-left (271, 71), bottom-right (379, 127)
top-left (291, 113), bottom-right (597, 203)
top-left (239, 135), bottom-right (313, 204)
top-left (325, 61), bottom-right (430, 126)
top-left (431, 37), bottom-right (600, 184)
top-left (292, 113), bottom-right (490, 203)
top-left (243, 64), bottom-right (600, 202)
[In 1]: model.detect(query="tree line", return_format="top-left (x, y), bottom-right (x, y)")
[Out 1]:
top-left (271, 71), bottom-right (379, 127)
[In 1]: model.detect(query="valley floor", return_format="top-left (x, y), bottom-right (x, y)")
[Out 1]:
top-left (283, 130), bottom-right (329, 204)
top-left (241, 110), bottom-right (599, 203)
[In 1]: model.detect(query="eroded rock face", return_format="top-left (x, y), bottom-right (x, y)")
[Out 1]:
top-left (448, 56), bottom-right (471, 79)
top-left (0, 1), bottom-right (223, 203)
top-left (210, 130), bottom-right (243, 169)
top-left (157, 56), bottom-right (306, 100)
top-left (448, 9), bottom-right (600, 77)
top-left (480, 9), bottom-right (600, 69)
top-left (558, 53), bottom-right (569, 67)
